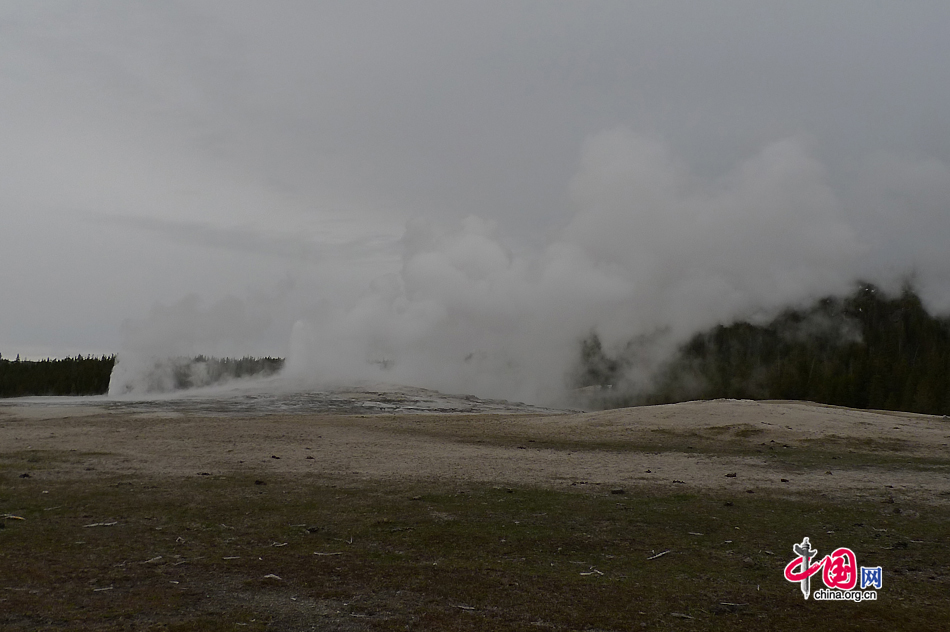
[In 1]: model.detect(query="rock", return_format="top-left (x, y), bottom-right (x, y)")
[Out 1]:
top-left (725, 472), bottom-right (737, 478)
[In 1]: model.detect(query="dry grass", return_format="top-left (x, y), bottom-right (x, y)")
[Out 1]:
top-left (3, 399), bottom-right (949, 629)
top-left (2, 463), bottom-right (948, 630)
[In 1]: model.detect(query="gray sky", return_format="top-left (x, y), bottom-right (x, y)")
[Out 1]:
top-left (3, 2), bottom-right (950, 400)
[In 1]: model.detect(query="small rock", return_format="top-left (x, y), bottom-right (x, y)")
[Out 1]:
top-left (610, 488), bottom-right (625, 495)
top-left (825, 471), bottom-right (833, 475)
top-left (254, 480), bottom-right (266, 486)
top-left (19, 473), bottom-right (30, 478)
top-left (746, 489), bottom-right (755, 494)
top-left (724, 501), bottom-right (734, 507)
top-left (725, 472), bottom-right (737, 478)
top-left (271, 455), bottom-right (281, 459)
top-left (305, 455), bottom-right (314, 460)
top-left (781, 478), bottom-right (789, 483)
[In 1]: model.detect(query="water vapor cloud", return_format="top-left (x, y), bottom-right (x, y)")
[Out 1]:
top-left (112, 128), bottom-right (950, 404)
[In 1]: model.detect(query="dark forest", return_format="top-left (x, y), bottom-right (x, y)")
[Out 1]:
top-left (577, 283), bottom-right (950, 416)
top-left (0, 355), bottom-right (283, 398)
top-left (0, 355), bottom-right (116, 397)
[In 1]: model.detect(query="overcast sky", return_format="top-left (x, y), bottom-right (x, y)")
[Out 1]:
top-left (3, 2), bottom-right (950, 399)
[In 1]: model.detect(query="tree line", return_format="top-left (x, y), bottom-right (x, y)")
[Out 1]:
top-left (0, 355), bottom-right (116, 397)
top-left (576, 283), bottom-right (950, 416)
top-left (166, 355), bottom-right (284, 391)
top-left (0, 355), bottom-right (284, 397)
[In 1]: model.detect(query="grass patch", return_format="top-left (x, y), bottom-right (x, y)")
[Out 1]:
top-left (373, 417), bottom-right (950, 475)
top-left (0, 450), bottom-right (115, 474)
top-left (448, 431), bottom-right (950, 475)
top-left (1, 472), bottom-right (948, 630)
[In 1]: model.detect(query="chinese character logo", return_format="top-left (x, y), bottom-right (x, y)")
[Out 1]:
top-left (784, 536), bottom-right (821, 600)
top-left (822, 547), bottom-right (857, 590)
top-left (784, 537), bottom-right (880, 601)
top-left (861, 566), bottom-right (883, 590)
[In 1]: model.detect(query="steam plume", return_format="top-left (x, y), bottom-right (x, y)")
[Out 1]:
top-left (110, 129), bottom-right (950, 404)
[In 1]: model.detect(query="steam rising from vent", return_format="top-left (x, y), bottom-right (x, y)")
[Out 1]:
top-left (109, 356), bottom-right (282, 395)
top-left (109, 129), bottom-right (950, 404)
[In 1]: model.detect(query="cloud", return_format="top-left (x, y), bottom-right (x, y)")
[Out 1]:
top-left (4, 5), bottom-right (950, 401)
top-left (87, 213), bottom-right (397, 263)
top-left (105, 124), bottom-right (950, 403)
top-left (238, 130), bottom-right (870, 403)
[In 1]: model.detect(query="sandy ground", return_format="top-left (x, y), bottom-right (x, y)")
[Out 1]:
top-left (2, 393), bottom-right (949, 506)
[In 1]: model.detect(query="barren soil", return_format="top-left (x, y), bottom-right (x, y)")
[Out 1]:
top-left (2, 394), bottom-right (949, 505)
top-left (3, 391), bottom-right (950, 630)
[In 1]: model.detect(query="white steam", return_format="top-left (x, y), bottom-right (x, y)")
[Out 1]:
top-left (111, 128), bottom-right (949, 404)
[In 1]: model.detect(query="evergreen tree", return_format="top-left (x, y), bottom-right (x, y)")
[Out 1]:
top-left (575, 283), bottom-right (950, 416)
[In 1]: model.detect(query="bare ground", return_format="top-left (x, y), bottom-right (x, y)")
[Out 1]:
top-left (3, 392), bottom-right (950, 630)
top-left (2, 396), bottom-right (949, 505)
